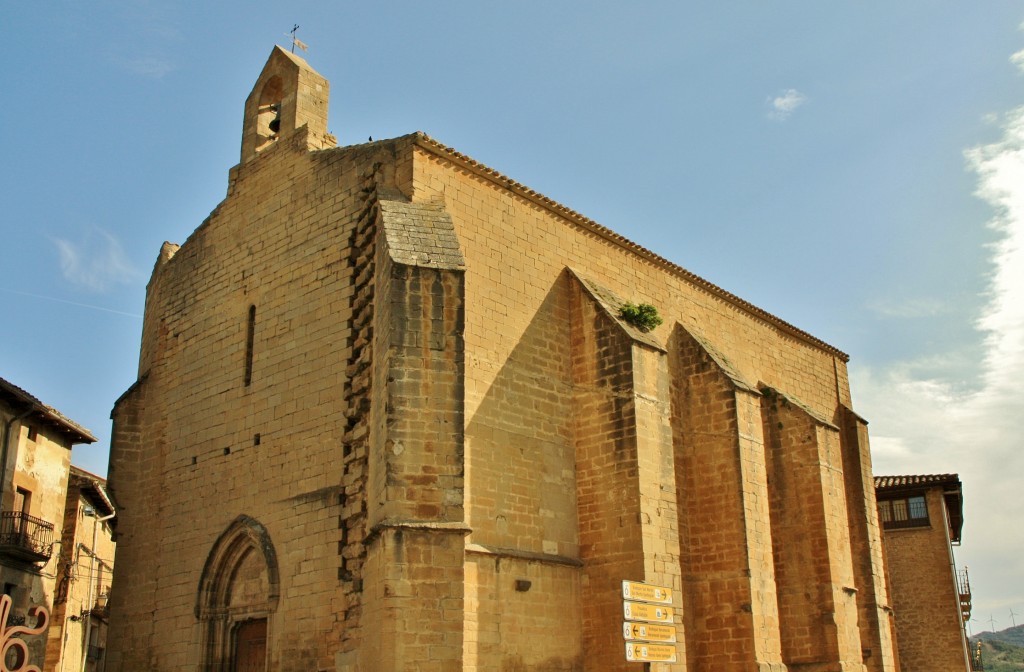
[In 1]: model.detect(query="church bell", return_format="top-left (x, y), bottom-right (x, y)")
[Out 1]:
top-left (268, 105), bottom-right (281, 134)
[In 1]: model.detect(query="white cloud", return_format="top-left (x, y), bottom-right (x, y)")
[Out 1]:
top-left (120, 56), bottom-right (176, 78)
top-left (867, 296), bottom-right (950, 318)
top-left (852, 103), bottom-right (1024, 629)
top-left (108, 1), bottom-right (181, 78)
top-left (50, 228), bottom-right (141, 292)
top-left (767, 88), bottom-right (807, 121)
top-left (1011, 49), bottom-right (1024, 74)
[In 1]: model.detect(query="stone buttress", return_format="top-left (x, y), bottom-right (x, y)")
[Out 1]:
top-left (669, 324), bottom-right (787, 672)
top-left (570, 272), bottom-right (683, 672)
top-left (340, 183), bottom-right (469, 670)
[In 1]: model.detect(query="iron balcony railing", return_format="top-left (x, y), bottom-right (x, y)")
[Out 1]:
top-left (0, 511), bottom-right (55, 563)
top-left (956, 567), bottom-right (973, 622)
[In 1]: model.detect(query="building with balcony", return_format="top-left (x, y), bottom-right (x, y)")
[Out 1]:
top-left (876, 473), bottom-right (973, 671)
top-left (0, 376), bottom-right (96, 667)
top-left (45, 466), bottom-right (116, 672)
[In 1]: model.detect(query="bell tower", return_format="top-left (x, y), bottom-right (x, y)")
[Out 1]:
top-left (240, 46), bottom-right (335, 164)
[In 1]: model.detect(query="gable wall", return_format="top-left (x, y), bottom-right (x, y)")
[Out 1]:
top-left (106, 138), bottom-right (415, 672)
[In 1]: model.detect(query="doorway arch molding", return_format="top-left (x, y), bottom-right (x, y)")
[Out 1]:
top-left (195, 515), bottom-right (280, 671)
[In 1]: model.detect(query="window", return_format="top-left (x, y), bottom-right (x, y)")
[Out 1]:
top-left (879, 494), bottom-right (929, 530)
top-left (244, 305), bottom-right (256, 386)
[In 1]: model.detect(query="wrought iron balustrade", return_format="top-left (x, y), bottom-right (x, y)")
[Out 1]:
top-left (956, 567), bottom-right (973, 622)
top-left (0, 511), bottom-right (55, 563)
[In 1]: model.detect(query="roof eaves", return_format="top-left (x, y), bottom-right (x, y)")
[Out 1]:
top-left (0, 377), bottom-right (96, 444)
top-left (70, 466), bottom-right (115, 516)
top-left (874, 473), bottom-right (961, 491)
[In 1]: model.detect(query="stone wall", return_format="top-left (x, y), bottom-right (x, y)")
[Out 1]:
top-left (106, 134), bottom-right (416, 670)
top-left (106, 50), bottom-right (899, 671)
top-left (0, 416), bottom-right (73, 669)
top-left (883, 488), bottom-right (969, 672)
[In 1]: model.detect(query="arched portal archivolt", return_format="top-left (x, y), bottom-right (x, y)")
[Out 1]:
top-left (196, 515), bottom-right (279, 671)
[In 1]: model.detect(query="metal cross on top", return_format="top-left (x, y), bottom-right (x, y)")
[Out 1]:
top-left (288, 24), bottom-right (308, 54)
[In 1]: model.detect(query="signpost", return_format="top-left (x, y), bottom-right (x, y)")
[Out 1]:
top-left (621, 580), bottom-right (678, 664)
top-left (623, 601), bottom-right (674, 624)
top-left (622, 580), bottom-right (673, 605)
top-left (625, 642), bottom-right (678, 663)
top-left (622, 622), bottom-right (676, 643)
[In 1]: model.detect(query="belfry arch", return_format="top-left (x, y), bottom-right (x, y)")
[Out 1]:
top-left (239, 45), bottom-right (332, 164)
top-left (254, 76), bottom-right (283, 153)
top-left (196, 515), bottom-right (280, 671)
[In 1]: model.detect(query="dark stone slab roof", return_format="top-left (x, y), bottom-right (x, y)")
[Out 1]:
top-left (378, 200), bottom-right (466, 271)
top-left (570, 270), bottom-right (665, 352)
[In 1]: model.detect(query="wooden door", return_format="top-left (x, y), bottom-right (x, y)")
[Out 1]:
top-left (233, 619), bottom-right (267, 672)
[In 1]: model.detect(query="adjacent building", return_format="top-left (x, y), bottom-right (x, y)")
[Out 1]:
top-left (45, 466), bottom-right (117, 672)
top-left (0, 376), bottom-right (96, 667)
top-left (106, 47), bottom-right (901, 671)
top-left (876, 474), bottom-right (973, 672)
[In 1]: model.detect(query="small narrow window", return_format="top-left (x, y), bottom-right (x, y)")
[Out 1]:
top-left (244, 305), bottom-right (256, 386)
top-left (26, 426), bottom-right (37, 442)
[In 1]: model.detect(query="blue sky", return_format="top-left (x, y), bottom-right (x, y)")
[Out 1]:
top-left (3, 1), bottom-right (1022, 632)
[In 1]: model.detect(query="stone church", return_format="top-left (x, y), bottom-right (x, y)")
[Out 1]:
top-left (106, 46), bottom-right (900, 671)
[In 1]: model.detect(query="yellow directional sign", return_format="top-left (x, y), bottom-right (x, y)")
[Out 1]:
top-left (625, 642), bottom-right (678, 663)
top-left (623, 600), bottom-right (674, 624)
top-left (622, 621), bottom-right (677, 643)
top-left (621, 580), bottom-right (673, 605)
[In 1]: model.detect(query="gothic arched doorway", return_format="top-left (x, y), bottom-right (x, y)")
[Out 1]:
top-left (195, 516), bottom-right (279, 671)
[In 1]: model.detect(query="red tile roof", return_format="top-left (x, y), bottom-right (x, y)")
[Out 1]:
top-left (874, 474), bottom-right (960, 490)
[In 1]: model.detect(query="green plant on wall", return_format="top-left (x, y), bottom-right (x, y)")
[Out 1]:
top-left (619, 302), bottom-right (663, 332)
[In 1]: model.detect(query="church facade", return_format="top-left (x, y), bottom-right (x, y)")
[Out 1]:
top-left (106, 47), bottom-right (899, 671)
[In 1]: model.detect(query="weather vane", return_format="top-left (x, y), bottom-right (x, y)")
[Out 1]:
top-left (287, 24), bottom-right (308, 54)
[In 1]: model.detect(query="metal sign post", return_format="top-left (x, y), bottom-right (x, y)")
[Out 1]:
top-left (621, 580), bottom-right (678, 664)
